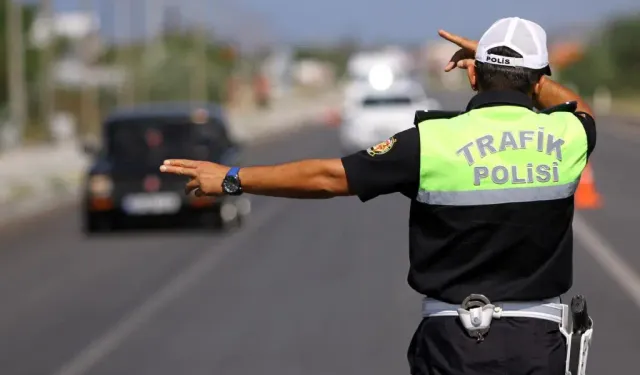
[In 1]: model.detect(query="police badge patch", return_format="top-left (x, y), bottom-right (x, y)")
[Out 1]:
top-left (367, 137), bottom-right (396, 156)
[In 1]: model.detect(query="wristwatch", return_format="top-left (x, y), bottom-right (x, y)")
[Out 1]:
top-left (221, 167), bottom-right (243, 195)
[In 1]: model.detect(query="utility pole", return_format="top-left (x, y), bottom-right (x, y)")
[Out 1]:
top-left (115, 0), bottom-right (134, 107)
top-left (190, 22), bottom-right (208, 103)
top-left (79, 0), bottom-right (99, 136)
top-left (139, 0), bottom-right (159, 102)
top-left (140, 0), bottom-right (167, 103)
top-left (39, 0), bottom-right (55, 139)
top-left (6, 0), bottom-right (28, 147)
top-left (189, 1), bottom-right (208, 103)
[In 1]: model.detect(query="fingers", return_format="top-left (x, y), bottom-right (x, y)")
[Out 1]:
top-left (185, 178), bottom-right (200, 195)
top-left (163, 159), bottom-right (199, 168)
top-left (438, 29), bottom-right (476, 50)
top-left (444, 61), bottom-right (455, 72)
top-left (159, 165), bottom-right (198, 177)
top-left (160, 159), bottom-right (203, 176)
top-left (445, 56), bottom-right (471, 72)
top-left (457, 59), bottom-right (474, 69)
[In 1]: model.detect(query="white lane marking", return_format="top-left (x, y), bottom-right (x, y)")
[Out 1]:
top-left (53, 200), bottom-right (290, 375)
top-left (573, 213), bottom-right (640, 310)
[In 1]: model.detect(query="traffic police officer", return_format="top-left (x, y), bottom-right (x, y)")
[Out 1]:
top-left (160, 17), bottom-right (596, 375)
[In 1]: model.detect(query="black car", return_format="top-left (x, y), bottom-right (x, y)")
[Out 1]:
top-left (81, 102), bottom-right (250, 234)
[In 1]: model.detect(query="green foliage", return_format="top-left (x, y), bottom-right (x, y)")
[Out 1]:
top-left (0, 3), bottom-right (241, 141)
top-left (561, 12), bottom-right (640, 96)
top-left (100, 30), bottom-right (237, 103)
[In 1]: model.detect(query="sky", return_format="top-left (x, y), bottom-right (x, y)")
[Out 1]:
top-left (50, 0), bottom-right (640, 45)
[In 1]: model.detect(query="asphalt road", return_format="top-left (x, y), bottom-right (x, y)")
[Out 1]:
top-left (1, 92), bottom-right (639, 375)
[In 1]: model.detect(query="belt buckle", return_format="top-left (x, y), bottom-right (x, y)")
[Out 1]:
top-left (461, 294), bottom-right (491, 310)
top-left (459, 294), bottom-right (493, 341)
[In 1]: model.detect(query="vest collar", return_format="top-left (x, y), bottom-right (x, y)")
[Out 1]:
top-left (465, 91), bottom-right (534, 112)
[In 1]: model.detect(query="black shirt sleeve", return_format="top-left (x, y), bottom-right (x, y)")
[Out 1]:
top-left (574, 112), bottom-right (596, 158)
top-left (341, 127), bottom-right (420, 202)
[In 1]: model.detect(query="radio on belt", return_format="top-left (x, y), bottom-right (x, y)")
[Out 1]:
top-left (563, 295), bottom-right (593, 375)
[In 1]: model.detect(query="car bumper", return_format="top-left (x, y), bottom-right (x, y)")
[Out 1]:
top-left (84, 195), bottom-right (250, 224)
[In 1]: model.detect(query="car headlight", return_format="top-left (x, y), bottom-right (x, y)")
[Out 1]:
top-left (89, 175), bottom-right (113, 196)
top-left (368, 64), bottom-right (394, 91)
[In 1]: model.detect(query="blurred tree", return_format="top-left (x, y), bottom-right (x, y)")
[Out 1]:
top-left (0, 0), bottom-right (39, 106)
top-left (561, 12), bottom-right (640, 96)
top-left (604, 14), bottom-right (640, 93)
top-left (99, 28), bottom-right (237, 104)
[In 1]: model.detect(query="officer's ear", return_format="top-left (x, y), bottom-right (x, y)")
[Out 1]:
top-left (533, 75), bottom-right (545, 97)
top-left (467, 64), bottom-right (478, 92)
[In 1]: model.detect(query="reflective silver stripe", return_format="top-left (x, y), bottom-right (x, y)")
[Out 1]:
top-left (421, 297), bottom-right (565, 324)
top-left (416, 181), bottom-right (579, 206)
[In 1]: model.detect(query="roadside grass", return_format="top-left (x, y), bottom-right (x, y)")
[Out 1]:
top-left (611, 97), bottom-right (640, 117)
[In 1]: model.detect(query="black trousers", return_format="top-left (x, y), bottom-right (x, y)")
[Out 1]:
top-left (407, 316), bottom-right (567, 375)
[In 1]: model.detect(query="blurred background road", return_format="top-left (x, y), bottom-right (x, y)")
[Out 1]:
top-left (2, 0), bottom-right (640, 374)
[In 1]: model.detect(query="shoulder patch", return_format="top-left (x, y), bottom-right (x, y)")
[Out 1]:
top-left (366, 137), bottom-right (396, 156)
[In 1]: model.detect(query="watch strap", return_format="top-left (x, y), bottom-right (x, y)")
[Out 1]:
top-left (226, 166), bottom-right (240, 177)
top-left (222, 166), bottom-right (243, 195)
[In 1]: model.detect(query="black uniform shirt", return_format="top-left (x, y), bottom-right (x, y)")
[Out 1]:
top-left (341, 90), bottom-right (597, 303)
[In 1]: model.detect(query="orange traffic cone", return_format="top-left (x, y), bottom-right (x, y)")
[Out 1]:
top-left (575, 163), bottom-right (602, 209)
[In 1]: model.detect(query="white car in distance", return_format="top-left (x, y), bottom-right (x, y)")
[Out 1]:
top-left (339, 79), bottom-right (441, 155)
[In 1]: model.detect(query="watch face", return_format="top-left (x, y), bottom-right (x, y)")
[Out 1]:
top-left (223, 175), bottom-right (240, 193)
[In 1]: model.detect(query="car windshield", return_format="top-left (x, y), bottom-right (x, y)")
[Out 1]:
top-left (106, 117), bottom-right (221, 171)
top-left (362, 96), bottom-right (412, 107)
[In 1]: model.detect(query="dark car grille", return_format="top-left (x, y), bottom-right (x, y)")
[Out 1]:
top-left (112, 174), bottom-right (187, 197)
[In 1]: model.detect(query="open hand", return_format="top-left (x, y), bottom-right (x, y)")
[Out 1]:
top-left (438, 29), bottom-right (479, 71)
top-left (159, 159), bottom-right (229, 196)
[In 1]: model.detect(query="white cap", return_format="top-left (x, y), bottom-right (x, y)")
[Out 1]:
top-left (475, 17), bottom-right (551, 74)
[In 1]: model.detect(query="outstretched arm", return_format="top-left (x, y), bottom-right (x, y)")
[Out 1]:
top-left (160, 128), bottom-right (421, 201)
top-left (160, 158), bottom-right (350, 199)
top-left (236, 159), bottom-right (350, 199)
